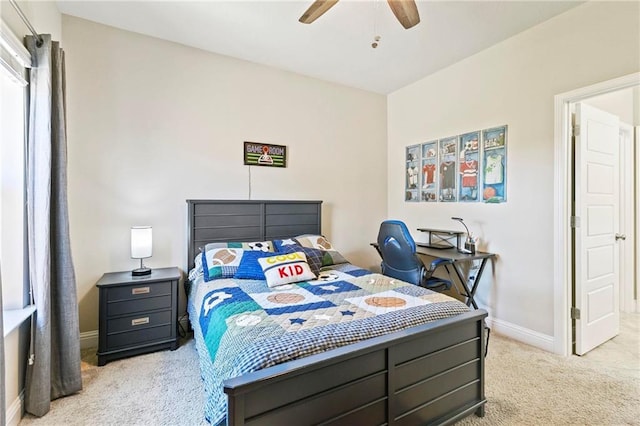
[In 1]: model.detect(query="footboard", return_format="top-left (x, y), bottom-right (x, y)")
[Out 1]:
top-left (224, 309), bottom-right (487, 425)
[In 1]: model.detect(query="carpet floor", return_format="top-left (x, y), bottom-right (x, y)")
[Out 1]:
top-left (20, 314), bottom-right (639, 426)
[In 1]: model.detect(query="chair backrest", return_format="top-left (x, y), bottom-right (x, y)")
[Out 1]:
top-left (377, 220), bottom-right (424, 285)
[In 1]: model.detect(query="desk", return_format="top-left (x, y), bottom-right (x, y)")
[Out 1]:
top-left (416, 245), bottom-right (495, 309)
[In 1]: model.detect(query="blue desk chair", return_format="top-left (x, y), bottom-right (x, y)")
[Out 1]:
top-left (376, 220), bottom-right (452, 292)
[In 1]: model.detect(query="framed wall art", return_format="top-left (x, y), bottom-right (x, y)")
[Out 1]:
top-left (420, 141), bottom-right (438, 202)
top-left (405, 144), bottom-right (420, 202)
top-left (458, 131), bottom-right (480, 202)
top-left (244, 142), bottom-right (287, 167)
top-left (481, 126), bottom-right (507, 203)
top-left (403, 124), bottom-right (507, 203)
top-left (438, 136), bottom-right (458, 202)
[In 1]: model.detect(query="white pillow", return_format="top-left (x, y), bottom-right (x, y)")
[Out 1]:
top-left (258, 251), bottom-right (316, 288)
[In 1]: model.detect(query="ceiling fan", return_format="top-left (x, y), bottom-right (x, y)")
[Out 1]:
top-left (299, 0), bottom-right (421, 29)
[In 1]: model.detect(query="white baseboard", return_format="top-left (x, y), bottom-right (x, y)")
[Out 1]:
top-left (486, 316), bottom-right (555, 353)
top-left (6, 391), bottom-right (23, 426)
top-left (80, 330), bottom-right (98, 349)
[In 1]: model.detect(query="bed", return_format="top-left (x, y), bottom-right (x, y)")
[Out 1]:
top-left (186, 199), bottom-right (487, 426)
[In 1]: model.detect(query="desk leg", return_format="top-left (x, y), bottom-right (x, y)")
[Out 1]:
top-left (467, 258), bottom-right (489, 309)
top-left (450, 263), bottom-right (478, 309)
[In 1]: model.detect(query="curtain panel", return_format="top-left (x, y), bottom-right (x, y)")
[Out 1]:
top-left (24, 34), bottom-right (82, 417)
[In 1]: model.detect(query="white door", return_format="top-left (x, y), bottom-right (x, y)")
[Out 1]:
top-left (574, 103), bottom-right (620, 356)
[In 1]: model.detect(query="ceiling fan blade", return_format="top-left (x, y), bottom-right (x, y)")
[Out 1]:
top-left (299, 0), bottom-right (340, 24)
top-left (386, 0), bottom-right (420, 29)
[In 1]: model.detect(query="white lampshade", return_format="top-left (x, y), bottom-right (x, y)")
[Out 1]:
top-left (131, 226), bottom-right (152, 259)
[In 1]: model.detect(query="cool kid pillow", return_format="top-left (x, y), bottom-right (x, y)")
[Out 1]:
top-left (257, 252), bottom-right (317, 288)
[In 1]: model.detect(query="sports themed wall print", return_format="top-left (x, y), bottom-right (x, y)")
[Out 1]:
top-left (458, 131), bottom-right (480, 202)
top-left (404, 125), bottom-right (507, 203)
top-left (438, 137), bottom-right (458, 202)
top-left (482, 126), bottom-right (507, 203)
top-left (405, 144), bottom-right (420, 202)
top-left (420, 141), bottom-right (438, 202)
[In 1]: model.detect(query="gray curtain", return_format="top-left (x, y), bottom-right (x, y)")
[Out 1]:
top-left (24, 34), bottom-right (82, 417)
top-left (0, 260), bottom-right (5, 426)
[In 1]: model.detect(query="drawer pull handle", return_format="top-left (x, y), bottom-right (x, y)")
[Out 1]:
top-left (132, 287), bottom-right (150, 295)
top-left (131, 317), bottom-right (150, 326)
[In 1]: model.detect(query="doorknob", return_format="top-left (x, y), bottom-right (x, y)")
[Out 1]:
top-left (615, 233), bottom-right (626, 241)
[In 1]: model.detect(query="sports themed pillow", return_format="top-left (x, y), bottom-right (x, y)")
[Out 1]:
top-left (272, 238), bottom-right (300, 252)
top-left (197, 241), bottom-right (274, 281)
top-left (293, 234), bottom-right (348, 267)
top-left (233, 251), bottom-right (273, 280)
top-left (204, 241), bottom-right (274, 252)
top-left (257, 252), bottom-right (316, 288)
top-left (279, 244), bottom-right (323, 275)
top-left (202, 248), bottom-right (244, 282)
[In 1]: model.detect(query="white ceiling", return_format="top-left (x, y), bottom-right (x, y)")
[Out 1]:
top-left (56, 0), bottom-right (583, 94)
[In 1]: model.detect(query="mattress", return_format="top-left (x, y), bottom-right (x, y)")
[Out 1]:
top-left (187, 262), bottom-right (470, 425)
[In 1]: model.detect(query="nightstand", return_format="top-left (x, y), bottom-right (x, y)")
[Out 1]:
top-left (96, 267), bottom-right (181, 366)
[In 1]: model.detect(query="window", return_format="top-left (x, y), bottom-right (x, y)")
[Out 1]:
top-left (1, 20), bottom-right (30, 319)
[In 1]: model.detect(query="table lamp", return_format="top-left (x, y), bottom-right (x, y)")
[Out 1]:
top-left (131, 226), bottom-right (152, 276)
top-left (451, 217), bottom-right (475, 254)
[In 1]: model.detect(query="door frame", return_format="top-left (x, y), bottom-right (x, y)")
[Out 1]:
top-left (553, 72), bottom-right (639, 356)
top-left (619, 123), bottom-right (635, 314)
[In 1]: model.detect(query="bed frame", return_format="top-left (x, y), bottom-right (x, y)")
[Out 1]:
top-left (187, 199), bottom-right (487, 426)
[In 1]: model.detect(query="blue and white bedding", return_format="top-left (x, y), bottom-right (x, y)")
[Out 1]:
top-left (187, 262), bottom-right (470, 425)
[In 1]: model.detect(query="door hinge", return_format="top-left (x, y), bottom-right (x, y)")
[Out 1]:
top-left (573, 124), bottom-right (580, 136)
top-left (571, 307), bottom-right (581, 320)
top-left (571, 216), bottom-right (580, 228)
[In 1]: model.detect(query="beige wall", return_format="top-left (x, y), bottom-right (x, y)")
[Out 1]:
top-left (584, 87), bottom-right (638, 126)
top-left (387, 1), bottom-right (640, 341)
top-left (62, 15), bottom-right (388, 333)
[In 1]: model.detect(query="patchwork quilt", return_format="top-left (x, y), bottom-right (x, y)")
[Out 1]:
top-left (187, 263), bottom-right (470, 425)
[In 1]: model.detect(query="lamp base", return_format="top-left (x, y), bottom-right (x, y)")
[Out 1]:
top-left (132, 267), bottom-right (152, 276)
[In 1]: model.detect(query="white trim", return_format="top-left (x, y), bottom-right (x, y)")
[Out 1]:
top-left (0, 55), bottom-right (27, 86)
top-left (2, 305), bottom-right (35, 337)
top-left (553, 72), bottom-right (640, 356)
top-left (80, 330), bottom-right (99, 350)
top-left (636, 125), bottom-right (640, 313)
top-left (486, 317), bottom-right (554, 353)
top-left (6, 391), bottom-right (24, 426)
top-left (620, 123), bottom-right (635, 313)
top-left (0, 19), bottom-right (31, 68)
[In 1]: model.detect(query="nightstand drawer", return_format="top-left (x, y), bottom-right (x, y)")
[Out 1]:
top-left (96, 267), bottom-right (181, 366)
top-left (107, 325), bottom-right (173, 349)
top-left (107, 310), bottom-right (172, 334)
top-left (107, 280), bottom-right (172, 302)
top-left (107, 294), bottom-right (172, 317)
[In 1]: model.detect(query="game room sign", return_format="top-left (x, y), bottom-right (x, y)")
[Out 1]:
top-left (244, 141), bottom-right (287, 168)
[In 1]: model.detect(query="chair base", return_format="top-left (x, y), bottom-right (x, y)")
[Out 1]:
top-left (421, 279), bottom-right (452, 293)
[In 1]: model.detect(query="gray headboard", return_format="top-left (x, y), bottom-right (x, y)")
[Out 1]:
top-left (186, 200), bottom-right (322, 270)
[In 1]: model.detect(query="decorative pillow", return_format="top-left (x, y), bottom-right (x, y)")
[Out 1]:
top-left (202, 248), bottom-right (244, 282)
top-left (203, 241), bottom-right (274, 252)
top-left (279, 244), bottom-right (323, 275)
top-left (294, 234), bottom-right (348, 266)
top-left (257, 252), bottom-right (317, 288)
top-left (272, 238), bottom-right (300, 252)
top-left (233, 251), bottom-right (273, 280)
